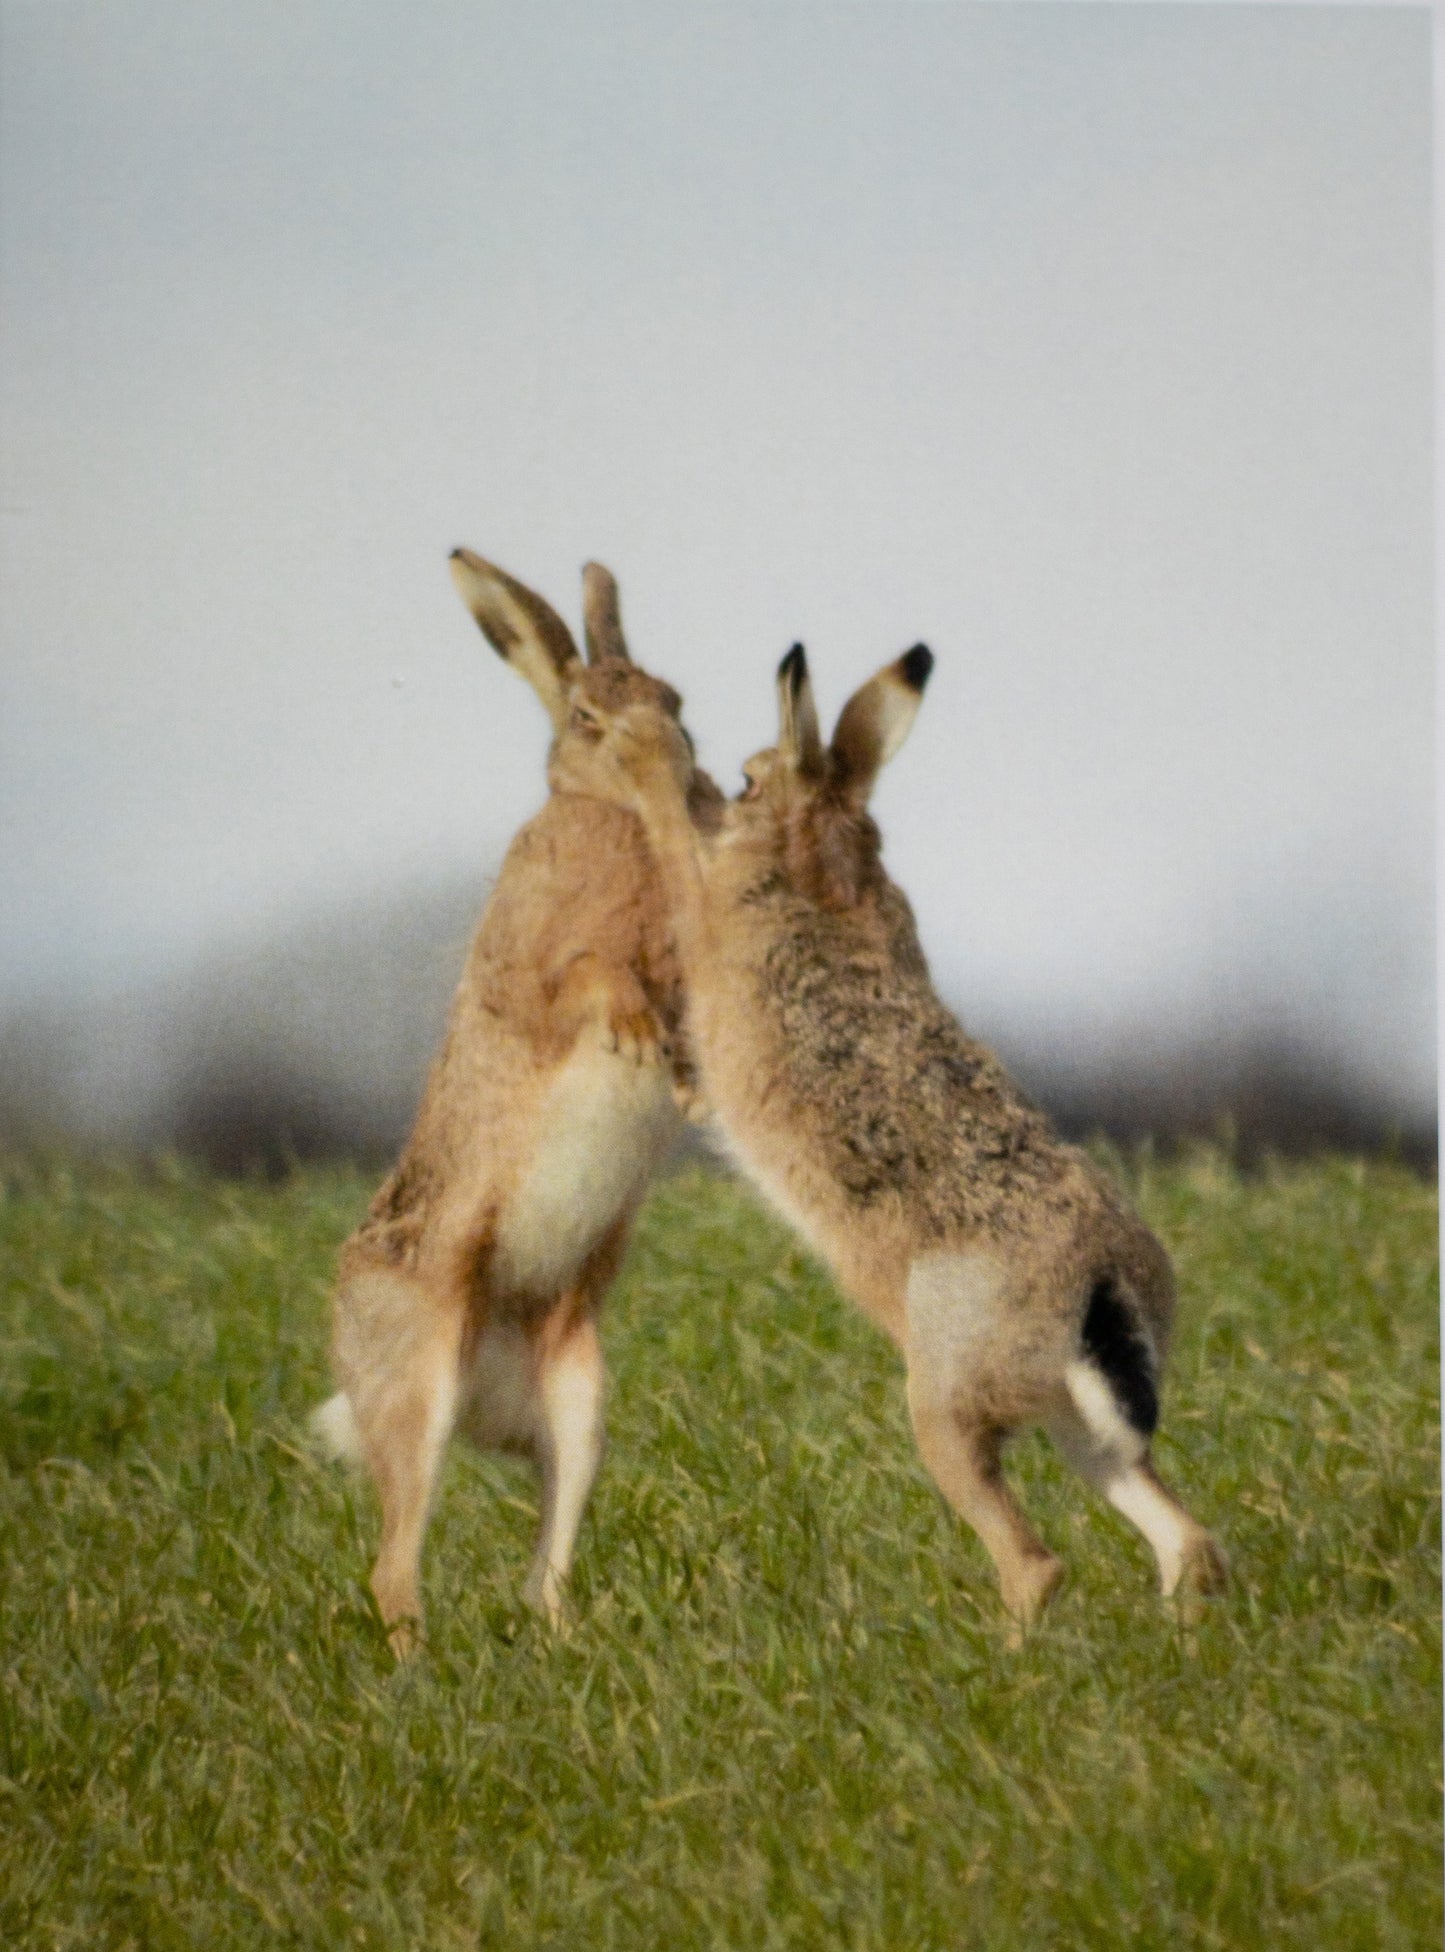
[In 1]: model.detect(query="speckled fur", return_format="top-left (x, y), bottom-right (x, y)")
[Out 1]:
top-left (320, 553), bottom-right (722, 1648)
top-left (583, 644), bottom-right (1226, 1633)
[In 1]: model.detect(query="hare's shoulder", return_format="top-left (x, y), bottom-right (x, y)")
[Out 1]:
top-left (476, 795), bottom-right (659, 953)
top-left (507, 791), bottom-right (652, 863)
top-left (404, 799), bottom-right (658, 1034)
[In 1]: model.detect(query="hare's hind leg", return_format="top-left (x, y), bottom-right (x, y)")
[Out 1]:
top-left (908, 1385), bottom-right (1064, 1641)
top-left (521, 1216), bottom-right (630, 1627)
top-left (523, 1316), bottom-right (606, 1627)
top-left (1047, 1404), bottom-right (1227, 1609)
top-left (335, 1267), bottom-right (464, 1655)
top-left (905, 1254), bottom-right (1063, 1639)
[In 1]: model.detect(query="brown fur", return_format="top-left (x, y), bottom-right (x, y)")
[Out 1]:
top-left (576, 643), bottom-right (1226, 1637)
top-left (317, 553), bottom-right (721, 1650)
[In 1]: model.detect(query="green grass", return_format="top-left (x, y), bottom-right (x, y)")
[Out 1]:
top-left (0, 1149), bottom-right (1438, 1950)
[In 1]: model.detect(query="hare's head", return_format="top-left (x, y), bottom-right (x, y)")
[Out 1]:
top-left (449, 550), bottom-right (714, 813)
top-left (725, 641), bottom-right (933, 906)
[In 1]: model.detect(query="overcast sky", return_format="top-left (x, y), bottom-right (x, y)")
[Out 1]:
top-left (0, 2), bottom-right (1434, 1118)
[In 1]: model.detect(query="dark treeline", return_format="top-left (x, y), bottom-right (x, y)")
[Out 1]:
top-left (0, 876), bottom-right (1433, 1179)
top-left (3, 1032), bottom-right (1432, 1181)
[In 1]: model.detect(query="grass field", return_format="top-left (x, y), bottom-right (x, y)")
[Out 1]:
top-left (0, 1148), bottom-right (1438, 1949)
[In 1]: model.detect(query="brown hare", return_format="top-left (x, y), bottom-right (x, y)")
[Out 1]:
top-left (571, 640), bottom-right (1227, 1638)
top-left (314, 551), bottom-right (720, 1650)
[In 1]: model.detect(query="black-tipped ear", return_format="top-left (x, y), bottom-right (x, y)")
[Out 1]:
top-left (448, 549), bottom-right (582, 733)
top-left (829, 645), bottom-right (933, 805)
top-left (581, 561), bottom-right (633, 665)
top-left (899, 643), bottom-right (934, 694)
top-left (776, 643), bottom-right (824, 773)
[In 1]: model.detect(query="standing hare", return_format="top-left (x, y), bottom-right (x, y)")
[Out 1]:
top-left (315, 551), bottom-right (720, 1650)
top-left (572, 641), bottom-right (1226, 1637)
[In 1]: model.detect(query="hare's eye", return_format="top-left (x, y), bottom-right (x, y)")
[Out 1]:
top-left (570, 705), bottom-right (602, 740)
top-left (738, 773), bottom-right (760, 802)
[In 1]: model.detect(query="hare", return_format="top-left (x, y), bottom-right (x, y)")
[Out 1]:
top-left (314, 551), bottom-right (721, 1650)
top-left (572, 640), bottom-right (1227, 1637)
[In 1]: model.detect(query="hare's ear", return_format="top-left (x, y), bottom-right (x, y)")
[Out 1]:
top-left (581, 561), bottom-right (633, 665)
top-left (449, 549), bottom-right (581, 734)
top-left (829, 644), bottom-right (933, 805)
top-left (776, 644), bottom-right (824, 775)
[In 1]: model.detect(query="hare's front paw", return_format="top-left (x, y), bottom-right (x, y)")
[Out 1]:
top-left (672, 1079), bottom-right (714, 1123)
top-left (669, 1056), bottom-right (711, 1121)
top-left (604, 1004), bottom-right (667, 1067)
top-left (604, 713), bottom-right (692, 793)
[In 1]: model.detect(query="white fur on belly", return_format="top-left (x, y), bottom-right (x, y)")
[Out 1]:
top-left (492, 1044), bottom-right (678, 1299)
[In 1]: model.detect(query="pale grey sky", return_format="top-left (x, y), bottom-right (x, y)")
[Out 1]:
top-left (0, 2), bottom-right (1433, 1121)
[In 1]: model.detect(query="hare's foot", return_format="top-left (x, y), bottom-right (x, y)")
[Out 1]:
top-left (377, 1603), bottom-right (423, 1662)
top-left (1171, 1532), bottom-right (1229, 1628)
top-left (1001, 1552), bottom-right (1066, 1649)
top-left (521, 1564), bottom-right (572, 1634)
